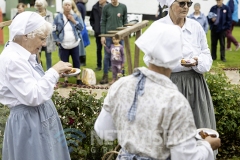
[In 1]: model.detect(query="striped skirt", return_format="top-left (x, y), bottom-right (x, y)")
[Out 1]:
top-left (170, 70), bottom-right (216, 130)
top-left (2, 100), bottom-right (71, 160)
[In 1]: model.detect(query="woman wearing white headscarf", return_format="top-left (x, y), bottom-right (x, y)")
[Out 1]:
top-left (0, 11), bottom-right (71, 160)
top-left (94, 22), bottom-right (220, 160)
top-left (157, 0), bottom-right (216, 131)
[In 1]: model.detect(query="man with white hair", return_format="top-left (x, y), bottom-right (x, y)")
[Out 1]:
top-left (94, 22), bottom-right (221, 159)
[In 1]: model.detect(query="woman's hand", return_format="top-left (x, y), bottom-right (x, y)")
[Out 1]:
top-left (212, 17), bottom-right (216, 22)
top-left (193, 57), bottom-right (198, 66)
top-left (67, 14), bottom-right (76, 24)
top-left (205, 136), bottom-right (221, 150)
top-left (52, 61), bottom-right (72, 74)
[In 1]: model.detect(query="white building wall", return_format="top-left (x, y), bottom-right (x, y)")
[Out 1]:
top-left (0, 0), bottom-right (6, 14)
top-left (86, 0), bottom-right (240, 18)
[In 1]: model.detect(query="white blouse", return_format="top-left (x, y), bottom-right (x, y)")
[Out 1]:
top-left (94, 67), bottom-right (214, 160)
top-left (0, 42), bottom-right (59, 108)
top-left (157, 14), bottom-right (213, 74)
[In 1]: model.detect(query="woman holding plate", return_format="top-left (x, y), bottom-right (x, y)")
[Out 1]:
top-left (157, 0), bottom-right (216, 131)
top-left (0, 11), bottom-right (72, 160)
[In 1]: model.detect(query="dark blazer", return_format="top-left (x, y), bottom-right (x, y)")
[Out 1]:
top-left (208, 4), bottom-right (232, 32)
top-left (90, 1), bottom-right (108, 37)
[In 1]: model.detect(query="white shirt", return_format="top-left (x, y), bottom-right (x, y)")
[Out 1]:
top-left (157, 14), bottom-right (213, 74)
top-left (0, 42), bottom-right (59, 108)
top-left (61, 14), bottom-right (80, 49)
top-left (94, 67), bottom-right (214, 160)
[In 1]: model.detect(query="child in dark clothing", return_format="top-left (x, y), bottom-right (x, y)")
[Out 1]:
top-left (105, 36), bottom-right (125, 84)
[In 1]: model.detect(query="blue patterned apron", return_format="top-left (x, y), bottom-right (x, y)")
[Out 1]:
top-left (2, 62), bottom-right (71, 160)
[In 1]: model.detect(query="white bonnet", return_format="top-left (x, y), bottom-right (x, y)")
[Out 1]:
top-left (9, 11), bottom-right (46, 41)
top-left (157, 0), bottom-right (175, 7)
top-left (135, 22), bottom-right (182, 70)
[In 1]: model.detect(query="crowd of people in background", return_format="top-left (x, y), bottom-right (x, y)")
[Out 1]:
top-left (10, 0), bottom-right (239, 87)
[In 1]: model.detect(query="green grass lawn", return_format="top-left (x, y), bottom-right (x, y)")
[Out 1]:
top-left (0, 23), bottom-right (240, 84)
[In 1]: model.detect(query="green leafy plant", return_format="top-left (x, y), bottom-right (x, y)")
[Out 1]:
top-left (205, 66), bottom-right (240, 159)
top-left (0, 104), bottom-right (9, 160)
top-left (52, 88), bottom-right (118, 160)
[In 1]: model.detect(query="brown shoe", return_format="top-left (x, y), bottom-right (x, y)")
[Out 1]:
top-left (100, 74), bottom-right (108, 84)
top-left (109, 79), bottom-right (116, 85)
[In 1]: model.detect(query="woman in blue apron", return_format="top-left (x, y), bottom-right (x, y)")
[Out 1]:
top-left (0, 11), bottom-right (72, 160)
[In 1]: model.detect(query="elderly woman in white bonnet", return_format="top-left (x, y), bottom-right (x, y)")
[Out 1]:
top-left (157, 0), bottom-right (216, 132)
top-left (0, 11), bottom-right (71, 160)
top-left (94, 22), bottom-right (220, 160)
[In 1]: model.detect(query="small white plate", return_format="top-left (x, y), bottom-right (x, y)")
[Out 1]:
top-left (62, 68), bottom-right (81, 77)
top-left (181, 58), bottom-right (196, 66)
top-left (195, 128), bottom-right (219, 140)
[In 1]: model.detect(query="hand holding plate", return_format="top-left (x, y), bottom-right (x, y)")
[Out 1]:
top-left (52, 61), bottom-right (72, 74)
top-left (205, 136), bottom-right (221, 150)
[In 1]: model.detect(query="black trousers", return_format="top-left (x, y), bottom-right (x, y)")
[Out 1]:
top-left (96, 36), bottom-right (103, 68)
top-left (210, 30), bottom-right (226, 60)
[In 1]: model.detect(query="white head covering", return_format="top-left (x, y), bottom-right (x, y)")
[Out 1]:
top-left (157, 0), bottom-right (175, 8)
top-left (9, 11), bottom-right (46, 41)
top-left (135, 22), bottom-right (182, 70)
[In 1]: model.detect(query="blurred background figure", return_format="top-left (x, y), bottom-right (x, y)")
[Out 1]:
top-left (208, 0), bottom-right (231, 62)
top-left (75, 0), bottom-right (86, 21)
top-left (75, 0), bottom-right (89, 66)
top-left (188, 3), bottom-right (208, 34)
top-left (12, 3), bottom-right (25, 19)
top-left (155, 3), bottom-right (168, 19)
top-left (52, 0), bottom-right (83, 87)
top-left (225, 0), bottom-right (240, 51)
top-left (100, 0), bottom-right (128, 84)
top-left (90, 0), bottom-right (109, 71)
top-left (71, 0), bottom-right (86, 67)
top-left (35, 0), bottom-right (56, 70)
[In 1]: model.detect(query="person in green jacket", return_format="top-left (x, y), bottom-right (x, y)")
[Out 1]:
top-left (100, 0), bottom-right (128, 84)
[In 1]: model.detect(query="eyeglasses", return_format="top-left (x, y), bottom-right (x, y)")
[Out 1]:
top-left (175, 1), bottom-right (193, 8)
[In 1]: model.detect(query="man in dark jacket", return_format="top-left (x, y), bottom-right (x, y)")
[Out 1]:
top-left (90, 0), bottom-right (108, 71)
top-left (208, 0), bottom-right (231, 62)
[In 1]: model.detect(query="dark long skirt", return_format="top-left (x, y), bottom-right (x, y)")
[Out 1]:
top-left (171, 70), bottom-right (216, 130)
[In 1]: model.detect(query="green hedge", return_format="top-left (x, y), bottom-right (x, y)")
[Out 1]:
top-left (0, 67), bottom-right (240, 159)
top-left (205, 67), bottom-right (240, 159)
